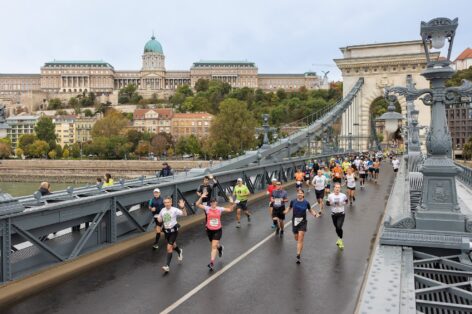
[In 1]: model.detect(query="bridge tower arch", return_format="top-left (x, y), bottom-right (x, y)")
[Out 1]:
top-left (334, 40), bottom-right (435, 151)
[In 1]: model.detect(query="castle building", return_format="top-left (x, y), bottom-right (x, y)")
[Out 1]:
top-left (0, 35), bottom-right (323, 112)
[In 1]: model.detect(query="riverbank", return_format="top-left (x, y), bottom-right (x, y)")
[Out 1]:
top-left (0, 159), bottom-right (215, 183)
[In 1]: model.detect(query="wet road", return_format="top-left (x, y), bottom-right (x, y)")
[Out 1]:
top-left (4, 164), bottom-right (394, 314)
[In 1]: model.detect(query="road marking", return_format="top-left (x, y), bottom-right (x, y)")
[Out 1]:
top-left (160, 221), bottom-right (293, 314)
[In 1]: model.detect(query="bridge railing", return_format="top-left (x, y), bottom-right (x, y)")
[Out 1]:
top-left (455, 162), bottom-right (472, 188)
top-left (0, 151), bottom-right (352, 284)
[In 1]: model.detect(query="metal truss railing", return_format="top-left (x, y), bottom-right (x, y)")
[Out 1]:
top-left (455, 162), bottom-right (472, 188)
top-left (0, 151), bottom-right (354, 284)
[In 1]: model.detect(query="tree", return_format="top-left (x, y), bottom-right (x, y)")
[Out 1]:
top-left (68, 97), bottom-right (79, 108)
top-left (447, 67), bottom-right (472, 87)
top-left (0, 142), bottom-right (12, 158)
top-left (54, 145), bottom-right (63, 158)
top-left (55, 109), bottom-right (68, 116)
top-left (29, 140), bottom-right (50, 158)
top-left (48, 150), bottom-right (57, 159)
top-left (70, 143), bottom-right (81, 158)
top-left (118, 84), bottom-right (142, 104)
top-left (126, 129), bottom-right (144, 150)
top-left (15, 147), bottom-right (23, 158)
top-left (463, 137), bottom-right (472, 160)
top-left (83, 109), bottom-right (94, 117)
top-left (91, 109), bottom-right (129, 138)
top-left (34, 116), bottom-right (57, 148)
top-left (18, 134), bottom-right (38, 156)
top-left (150, 133), bottom-right (171, 155)
top-left (206, 99), bottom-right (257, 157)
top-left (62, 148), bottom-right (70, 159)
top-left (47, 98), bottom-right (63, 110)
top-left (195, 79), bottom-right (210, 92)
top-left (135, 141), bottom-right (150, 156)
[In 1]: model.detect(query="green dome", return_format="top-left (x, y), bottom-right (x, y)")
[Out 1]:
top-left (144, 35), bottom-right (163, 54)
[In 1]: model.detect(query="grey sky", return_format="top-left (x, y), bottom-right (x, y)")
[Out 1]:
top-left (1, 0), bottom-right (471, 81)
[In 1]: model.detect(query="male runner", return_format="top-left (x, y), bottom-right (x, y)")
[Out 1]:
top-left (156, 197), bottom-right (187, 273)
top-left (233, 178), bottom-right (251, 228)
top-left (269, 181), bottom-right (289, 237)
top-left (312, 169), bottom-right (327, 215)
top-left (149, 188), bottom-right (165, 250)
top-left (326, 183), bottom-right (349, 250)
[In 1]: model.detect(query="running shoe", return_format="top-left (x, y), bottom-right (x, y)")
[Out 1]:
top-left (218, 245), bottom-right (224, 258)
top-left (236, 222), bottom-right (241, 228)
top-left (353, 196), bottom-right (356, 202)
top-left (247, 214), bottom-right (251, 223)
top-left (296, 255), bottom-right (301, 264)
top-left (338, 239), bottom-right (345, 250)
top-left (162, 265), bottom-right (170, 273)
top-left (280, 230), bottom-right (284, 238)
top-left (152, 244), bottom-right (159, 250)
top-left (336, 238), bottom-right (341, 247)
top-left (271, 223), bottom-right (276, 229)
top-left (275, 228), bottom-right (280, 236)
top-left (208, 262), bottom-right (214, 271)
top-left (177, 248), bottom-right (183, 261)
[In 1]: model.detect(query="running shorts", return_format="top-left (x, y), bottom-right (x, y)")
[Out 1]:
top-left (292, 219), bottom-right (307, 234)
top-left (236, 200), bottom-right (248, 210)
top-left (271, 205), bottom-right (286, 220)
top-left (315, 189), bottom-right (325, 200)
top-left (206, 228), bottom-right (222, 241)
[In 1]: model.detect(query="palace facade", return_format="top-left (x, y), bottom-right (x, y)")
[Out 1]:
top-left (0, 36), bottom-right (323, 114)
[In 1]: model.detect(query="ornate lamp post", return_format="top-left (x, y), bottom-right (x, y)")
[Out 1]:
top-left (386, 17), bottom-right (472, 232)
top-left (376, 97), bottom-right (404, 145)
top-left (255, 114), bottom-right (277, 149)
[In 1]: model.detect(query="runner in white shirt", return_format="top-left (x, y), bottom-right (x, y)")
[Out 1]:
top-left (156, 197), bottom-right (187, 273)
top-left (392, 156), bottom-right (400, 174)
top-left (327, 182), bottom-right (349, 249)
top-left (312, 170), bottom-right (327, 214)
top-left (358, 159), bottom-right (367, 189)
top-left (195, 192), bottom-right (236, 271)
top-left (345, 167), bottom-right (356, 205)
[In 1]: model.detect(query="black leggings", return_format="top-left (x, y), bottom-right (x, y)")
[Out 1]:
top-left (331, 213), bottom-right (345, 238)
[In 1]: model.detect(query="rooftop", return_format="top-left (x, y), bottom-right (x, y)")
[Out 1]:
top-left (455, 48), bottom-right (472, 61)
top-left (173, 112), bottom-right (213, 119)
top-left (133, 108), bottom-right (173, 120)
top-left (193, 60), bottom-right (256, 67)
top-left (44, 60), bottom-right (114, 68)
top-left (6, 115), bottom-right (38, 121)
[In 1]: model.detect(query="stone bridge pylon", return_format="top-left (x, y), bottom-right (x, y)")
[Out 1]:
top-left (334, 40), bottom-right (435, 150)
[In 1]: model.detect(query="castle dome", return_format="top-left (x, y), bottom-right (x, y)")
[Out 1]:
top-left (144, 35), bottom-right (163, 54)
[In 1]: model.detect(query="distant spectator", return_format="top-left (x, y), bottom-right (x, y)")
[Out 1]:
top-left (96, 177), bottom-right (102, 185)
top-left (159, 162), bottom-right (173, 177)
top-left (38, 182), bottom-right (51, 196)
top-left (103, 173), bottom-right (114, 187)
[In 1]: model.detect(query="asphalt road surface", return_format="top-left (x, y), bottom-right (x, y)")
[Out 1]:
top-left (4, 163), bottom-right (394, 314)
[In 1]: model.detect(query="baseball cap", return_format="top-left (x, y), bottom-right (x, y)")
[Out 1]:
top-left (237, 178), bottom-right (243, 182)
top-left (153, 188), bottom-right (160, 193)
top-left (271, 178), bottom-right (277, 182)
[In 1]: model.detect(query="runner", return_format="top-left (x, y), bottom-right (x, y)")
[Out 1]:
top-left (345, 168), bottom-right (356, 205)
top-left (323, 166), bottom-right (332, 196)
top-left (196, 175), bottom-right (216, 206)
top-left (267, 178), bottom-right (278, 228)
top-left (269, 181), bottom-right (289, 237)
top-left (332, 163), bottom-right (344, 185)
top-left (392, 156), bottom-right (400, 174)
top-left (327, 182), bottom-right (349, 250)
top-left (367, 158), bottom-right (375, 181)
top-left (372, 158), bottom-right (381, 183)
top-left (148, 188), bottom-right (165, 250)
top-left (233, 178), bottom-right (251, 228)
top-left (294, 169), bottom-right (304, 190)
top-left (304, 165), bottom-right (312, 192)
top-left (284, 189), bottom-right (319, 264)
top-left (341, 159), bottom-right (351, 175)
top-left (358, 158), bottom-right (367, 189)
top-left (195, 192), bottom-right (236, 271)
top-left (312, 169), bottom-right (327, 215)
top-left (156, 197), bottom-right (187, 273)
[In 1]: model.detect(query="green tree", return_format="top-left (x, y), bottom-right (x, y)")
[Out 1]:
top-left (118, 84), bottom-right (142, 104)
top-left (34, 116), bottom-right (57, 148)
top-left (206, 98), bottom-right (257, 157)
top-left (18, 134), bottom-right (38, 156)
top-left (370, 97), bottom-right (401, 118)
top-left (54, 145), bottom-right (63, 158)
top-left (47, 98), bottom-right (63, 110)
top-left (15, 147), bottom-right (23, 158)
top-left (126, 129), bottom-right (144, 150)
top-left (55, 109), bottom-right (68, 116)
top-left (29, 140), bottom-right (50, 158)
top-left (170, 85), bottom-right (193, 106)
top-left (68, 97), bottom-right (79, 108)
top-left (62, 148), bottom-right (70, 159)
top-left (447, 67), bottom-right (472, 87)
top-left (195, 79), bottom-right (210, 92)
top-left (463, 137), bottom-right (472, 160)
top-left (135, 141), bottom-right (150, 156)
top-left (91, 109), bottom-right (129, 138)
top-left (83, 109), bottom-right (94, 117)
top-left (48, 150), bottom-right (57, 159)
top-left (70, 143), bottom-right (81, 158)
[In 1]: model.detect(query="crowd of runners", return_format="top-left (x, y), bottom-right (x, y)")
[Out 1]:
top-left (147, 151), bottom-right (400, 273)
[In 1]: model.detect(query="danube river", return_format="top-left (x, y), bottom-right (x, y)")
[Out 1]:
top-left (0, 182), bottom-right (78, 197)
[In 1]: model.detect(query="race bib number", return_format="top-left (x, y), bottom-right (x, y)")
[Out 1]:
top-left (294, 217), bottom-right (304, 226)
top-left (235, 200), bottom-right (240, 204)
top-left (274, 198), bottom-right (282, 206)
top-left (163, 213), bottom-right (172, 228)
top-left (209, 218), bottom-right (220, 227)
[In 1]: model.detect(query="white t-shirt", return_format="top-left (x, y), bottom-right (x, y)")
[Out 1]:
top-left (346, 173), bottom-right (356, 188)
top-left (354, 159), bottom-right (361, 168)
top-left (312, 175), bottom-right (326, 191)
top-left (327, 193), bottom-right (348, 214)
top-left (392, 159), bottom-right (400, 169)
top-left (157, 206), bottom-right (183, 229)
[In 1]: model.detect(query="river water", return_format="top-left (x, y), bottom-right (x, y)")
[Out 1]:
top-left (0, 182), bottom-right (78, 197)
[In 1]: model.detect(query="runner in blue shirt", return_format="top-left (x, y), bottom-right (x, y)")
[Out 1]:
top-left (284, 189), bottom-right (319, 264)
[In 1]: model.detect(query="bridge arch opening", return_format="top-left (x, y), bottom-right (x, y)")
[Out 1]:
top-left (369, 96), bottom-right (403, 150)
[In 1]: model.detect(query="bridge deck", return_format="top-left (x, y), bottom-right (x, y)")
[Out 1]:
top-left (3, 164), bottom-right (394, 314)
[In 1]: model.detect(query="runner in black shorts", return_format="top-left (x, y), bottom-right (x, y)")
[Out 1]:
top-left (148, 188), bottom-right (165, 250)
top-left (195, 192), bottom-right (236, 271)
top-left (269, 181), bottom-right (288, 237)
top-left (284, 189), bottom-right (319, 264)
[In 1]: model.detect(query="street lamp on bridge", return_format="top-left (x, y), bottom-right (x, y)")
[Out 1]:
top-left (385, 17), bottom-right (472, 232)
top-left (255, 114), bottom-right (277, 149)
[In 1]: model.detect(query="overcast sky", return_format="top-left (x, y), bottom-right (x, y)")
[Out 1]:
top-left (1, 0), bottom-right (471, 81)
